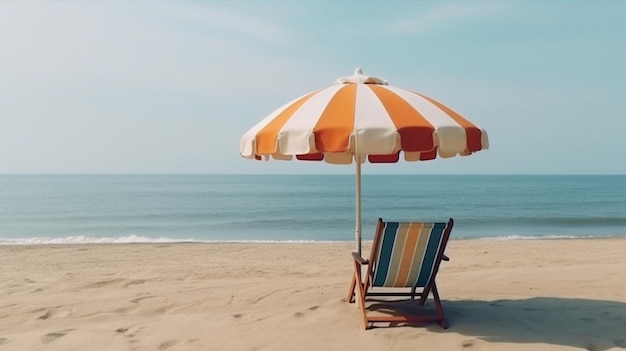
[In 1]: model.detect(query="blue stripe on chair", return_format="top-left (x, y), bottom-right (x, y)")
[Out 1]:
top-left (373, 222), bottom-right (399, 287)
top-left (415, 222), bottom-right (446, 287)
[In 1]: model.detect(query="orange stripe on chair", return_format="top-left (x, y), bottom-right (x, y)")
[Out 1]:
top-left (394, 222), bottom-right (422, 286)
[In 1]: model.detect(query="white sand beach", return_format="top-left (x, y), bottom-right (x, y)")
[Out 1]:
top-left (1, 239), bottom-right (626, 350)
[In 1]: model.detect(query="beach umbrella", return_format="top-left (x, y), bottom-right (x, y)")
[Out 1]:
top-left (240, 69), bottom-right (489, 255)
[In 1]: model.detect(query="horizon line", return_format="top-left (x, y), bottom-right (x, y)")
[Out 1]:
top-left (1, 173), bottom-right (625, 176)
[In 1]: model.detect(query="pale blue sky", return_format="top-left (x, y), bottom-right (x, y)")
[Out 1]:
top-left (1, 1), bottom-right (625, 174)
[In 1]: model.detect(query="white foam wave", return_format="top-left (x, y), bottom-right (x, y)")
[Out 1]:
top-left (0, 236), bottom-right (353, 245)
top-left (1, 234), bottom-right (618, 246)
top-left (462, 234), bottom-right (601, 241)
top-left (0, 235), bottom-right (195, 245)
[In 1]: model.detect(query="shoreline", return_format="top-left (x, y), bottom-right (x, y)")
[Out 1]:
top-left (2, 239), bottom-right (626, 350)
top-left (2, 234), bottom-right (626, 246)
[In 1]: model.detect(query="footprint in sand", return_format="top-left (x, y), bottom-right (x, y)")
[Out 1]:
top-left (37, 308), bottom-right (70, 321)
top-left (130, 294), bottom-right (156, 304)
top-left (0, 337), bottom-right (8, 345)
top-left (120, 325), bottom-right (145, 339)
top-left (38, 311), bottom-right (52, 320)
top-left (124, 279), bottom-right (147, 288)
top-left (157, 340), bottom-right (179, 350)
top-left (461, 340), bottom-right (475, 348)
top-left (293, 306), bottom-right (321, 318)
top-left (41, 329), bottom-right (73, 343)
top-left (84, 278), bottom-right (124, 289)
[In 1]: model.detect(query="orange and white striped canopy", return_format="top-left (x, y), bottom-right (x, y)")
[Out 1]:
top-left (240, 69), bottom-right (489, 164)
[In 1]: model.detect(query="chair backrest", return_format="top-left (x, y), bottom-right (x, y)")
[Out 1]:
top-left (371, 219), bottom-right (453, 288)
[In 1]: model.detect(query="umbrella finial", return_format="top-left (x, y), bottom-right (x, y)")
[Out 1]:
top-left (336, 68), bottom-right (388, 85)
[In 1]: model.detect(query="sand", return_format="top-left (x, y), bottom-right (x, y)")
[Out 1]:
top-left (1, 239), bottom-right (626, 351)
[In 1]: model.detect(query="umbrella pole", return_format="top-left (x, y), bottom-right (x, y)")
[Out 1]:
top-left (355, 159), bottom-right (362, 256)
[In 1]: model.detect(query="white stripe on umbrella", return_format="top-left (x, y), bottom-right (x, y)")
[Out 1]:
top-left (354, 84), bottom-right (398, 156)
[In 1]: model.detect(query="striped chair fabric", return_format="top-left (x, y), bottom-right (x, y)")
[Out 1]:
top-left (372, 221), bottom-right (448, 288)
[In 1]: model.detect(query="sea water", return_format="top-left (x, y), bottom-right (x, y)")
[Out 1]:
top-left (1, 174), bottom-right (625, 244)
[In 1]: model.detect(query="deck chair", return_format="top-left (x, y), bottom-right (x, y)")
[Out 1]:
top-left (347, 218), bottom-right (454, 330)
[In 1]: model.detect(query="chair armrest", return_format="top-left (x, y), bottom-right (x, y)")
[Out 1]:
top-left (442, 254), bottom-right (450, 261)
top-left (352, 252), bottom-right (369, 265)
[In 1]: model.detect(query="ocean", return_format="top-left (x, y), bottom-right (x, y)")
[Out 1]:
top-left (1, 175), bottom-right (625, 244)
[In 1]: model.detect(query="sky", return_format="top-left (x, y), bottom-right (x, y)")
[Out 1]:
top-left (1, 1), bottom-right (625, 175)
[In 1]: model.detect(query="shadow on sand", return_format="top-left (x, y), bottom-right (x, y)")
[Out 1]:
top-left (367, 297), bottom-right (626, 350)
top-left (429, 297), bottom-right (626, 350)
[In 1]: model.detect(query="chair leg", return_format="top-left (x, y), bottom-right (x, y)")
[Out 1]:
top-left (349, 263), bottom-right (372, 304)
top-left (431, 283), bottom-right (448, 329)
top-left (419, 284), bottom-right (431, 306)
top-left (347, 274), bottom-right (356, 303)
top-left (353, 261), bottom-right (369, 330)
top-left (363, 273), bottom-right (371, 297)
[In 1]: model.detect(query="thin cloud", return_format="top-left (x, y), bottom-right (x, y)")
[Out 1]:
top-left (387, 2), bottom-right (508, 36)
top-left (148, 3), bottom-right (288, 44)
top-left (0, 1), bottom-right (296, 96)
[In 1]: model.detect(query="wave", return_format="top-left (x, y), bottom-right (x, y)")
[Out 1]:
top-left (472, 234), bottom-right (602, 240)
top-left (0, 235), bottom-right (191, 245)
top-left (1, 234), bottom-right (622, 245)
top-left (0, 235), bottom-right (348, 245)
